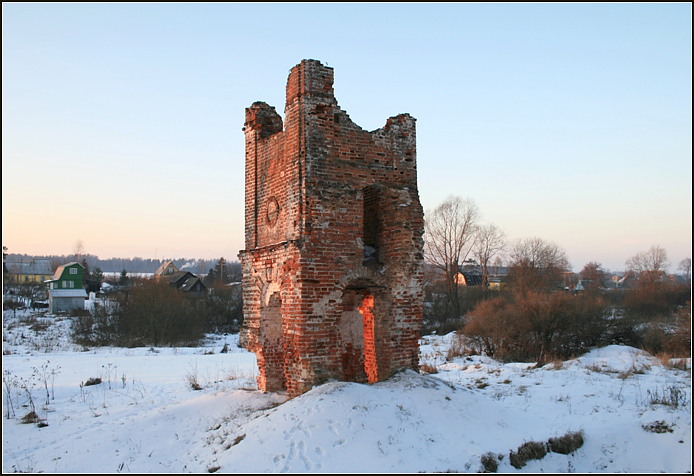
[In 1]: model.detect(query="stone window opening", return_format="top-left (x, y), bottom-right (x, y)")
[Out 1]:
top-left (362, 186), bottom-right (382, 268)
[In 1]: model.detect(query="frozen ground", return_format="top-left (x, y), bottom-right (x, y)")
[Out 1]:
top-left (2, 308), bottom-right (691, 473)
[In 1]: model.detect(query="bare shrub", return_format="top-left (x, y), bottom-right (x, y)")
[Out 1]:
top-left (463, 296), bottom-right (525, 360)
top-left (3, 370), bottom-right (18, 419)
top-left (29, 319), bottom-right (51, 333)
top-left (84, 377), bottom-right (102, 386)
top-left (647, 385), bottom-right (688, 408)
top-left (205, 283), bottom-right (244, 334)
top-left (445, 333), bottom-right (473, 361)
top-left (463, 291), bottom-right (609, 362)
top-left (509, 441), bottom-right (547, 469)
top-left (664, 303), bottom-right (691, 357)
top-left (186, 363), bottom-right (203, 390)
top-left (71, 301), bottom-right (120, 346)
top-left (20, 411), bottom-right (41, 424)
top-left (187, 373), bottom-right (203, 391)
top-left (642, 420), bottom-right (674, 434)
top-left (35, 361), bottom-right (60, 405)
top-left (16, 375), bottom-right (37, 414)
top-left (117, 280), bottom-right (207, 347)
top-left (548, 430), bottom-right (584, 454)
top-left (624, 282), bottom-right (689, 321)
top-left (480, 452), bottom-right (500, 473)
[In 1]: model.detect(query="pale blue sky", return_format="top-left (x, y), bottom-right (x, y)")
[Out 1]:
top-left (3, 3), bottom-right (691, 272)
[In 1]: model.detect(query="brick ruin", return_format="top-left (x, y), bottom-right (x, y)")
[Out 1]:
top-left (239, 59), bottom-right (424, 397)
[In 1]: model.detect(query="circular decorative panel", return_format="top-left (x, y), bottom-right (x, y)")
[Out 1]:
top-left (266, 197), bottom-right (280, 225)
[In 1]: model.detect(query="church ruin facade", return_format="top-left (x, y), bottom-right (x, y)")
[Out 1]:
top-left (239, 59), bottom-right (424, 396)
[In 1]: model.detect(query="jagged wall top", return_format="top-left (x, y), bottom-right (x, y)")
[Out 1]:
top-left (286, 59), bottom-right (336, 105)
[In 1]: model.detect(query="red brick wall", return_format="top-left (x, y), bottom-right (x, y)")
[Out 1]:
top-left (240, 60), bottom-right (424, 397)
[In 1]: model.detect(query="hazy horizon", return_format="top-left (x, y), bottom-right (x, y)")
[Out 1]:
top-left (4, 248), bottom-right (687, 275)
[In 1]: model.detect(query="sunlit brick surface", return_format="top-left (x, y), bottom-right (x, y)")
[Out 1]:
top-left (239, 60), bottom-right (424, 397)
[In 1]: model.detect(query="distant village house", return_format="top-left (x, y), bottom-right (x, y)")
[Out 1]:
top-left (45, 262), bottom-right (88, 313)
top-left (154, 260), bottom-right (208, 296)
top-left (5, 258), bottom-right (53, 284)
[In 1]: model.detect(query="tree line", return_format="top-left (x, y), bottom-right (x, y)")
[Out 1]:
top-left (424, 195), bottom-right (691, 362)
top-left (5, 252), bottom-right (236, 275)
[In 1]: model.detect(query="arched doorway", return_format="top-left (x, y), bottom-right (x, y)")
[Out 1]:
top-left (259, 292), bottom-right (285, 391)
top-left (339, 284), bottom-right (380, 384)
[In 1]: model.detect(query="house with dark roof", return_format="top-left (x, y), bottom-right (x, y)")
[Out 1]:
top-left (154, 260), bottom-right (208, 296)
top-left (454, 271), bottom-right (484, 287)
top-left (455, 261), bottom-right (508, 289)
top-left (45, 262), bottom-right (88, 313)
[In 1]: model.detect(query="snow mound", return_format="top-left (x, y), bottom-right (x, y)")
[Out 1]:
top-left (574, 345), bottom-right (658, 373)
top-left (204, 370), bottom-right (585, 473)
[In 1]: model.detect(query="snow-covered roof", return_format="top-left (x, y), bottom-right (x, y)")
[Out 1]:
top-left (6, 259), bottom-right (52, 275)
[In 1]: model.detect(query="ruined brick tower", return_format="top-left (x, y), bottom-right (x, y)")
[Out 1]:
top-left (239, 59), bottom-right (424, 397)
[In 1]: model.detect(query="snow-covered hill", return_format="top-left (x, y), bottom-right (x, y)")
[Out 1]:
top-left (2, 309), bottom-right (691, 473)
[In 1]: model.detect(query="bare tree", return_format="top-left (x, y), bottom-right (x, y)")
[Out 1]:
top-left (625, 245), bottom-right (670, 287)
top-left (424, 196), bottom-right (480, 318)
top-left (474, 223), bottom-right (506, 289)
top-left (508, 237), bottom-right (570, 292)
top-left (490, 256), bottom-right (504, 276)
top-left (677, 257), bottom-right (691, 284)
top-left (579, 261), bottom-right (607, 293)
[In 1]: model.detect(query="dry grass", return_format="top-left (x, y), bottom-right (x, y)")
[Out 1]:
top-left (509, 441), bottom-right (547, 469)
top-left (548, 430), bottom-right (584, 454)
top-left (618, 364), bottom-right (649, 380)
top-left (647, 385), bottom-right (688, 408)
top-left (656, 353), bottom-right (690, 371)
top-left (419, 363), bottom-right (438, 374)
top-left (642, 420), bottom-right (675, 434)
top-left (481, 430), bottom-right (588, 473)
top-left (445, 335), bottom-right (473, 361)
top-left (480, 452), bottom-right (500, 473)
top-left (20, 411), bottom-right (41, 424)
top-left (186, 373), bottom-right (203, 391)
top-left (549, 360), bottom-right (564, 370)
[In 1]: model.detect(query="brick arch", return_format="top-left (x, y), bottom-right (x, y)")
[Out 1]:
top-left (261, 280), bottom-right (282, 307)
top-left (338, 267), bottom-right (388, 291)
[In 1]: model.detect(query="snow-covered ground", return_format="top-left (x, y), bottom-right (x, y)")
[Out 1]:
top-left (2, 309), bottom-right (691, 473)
